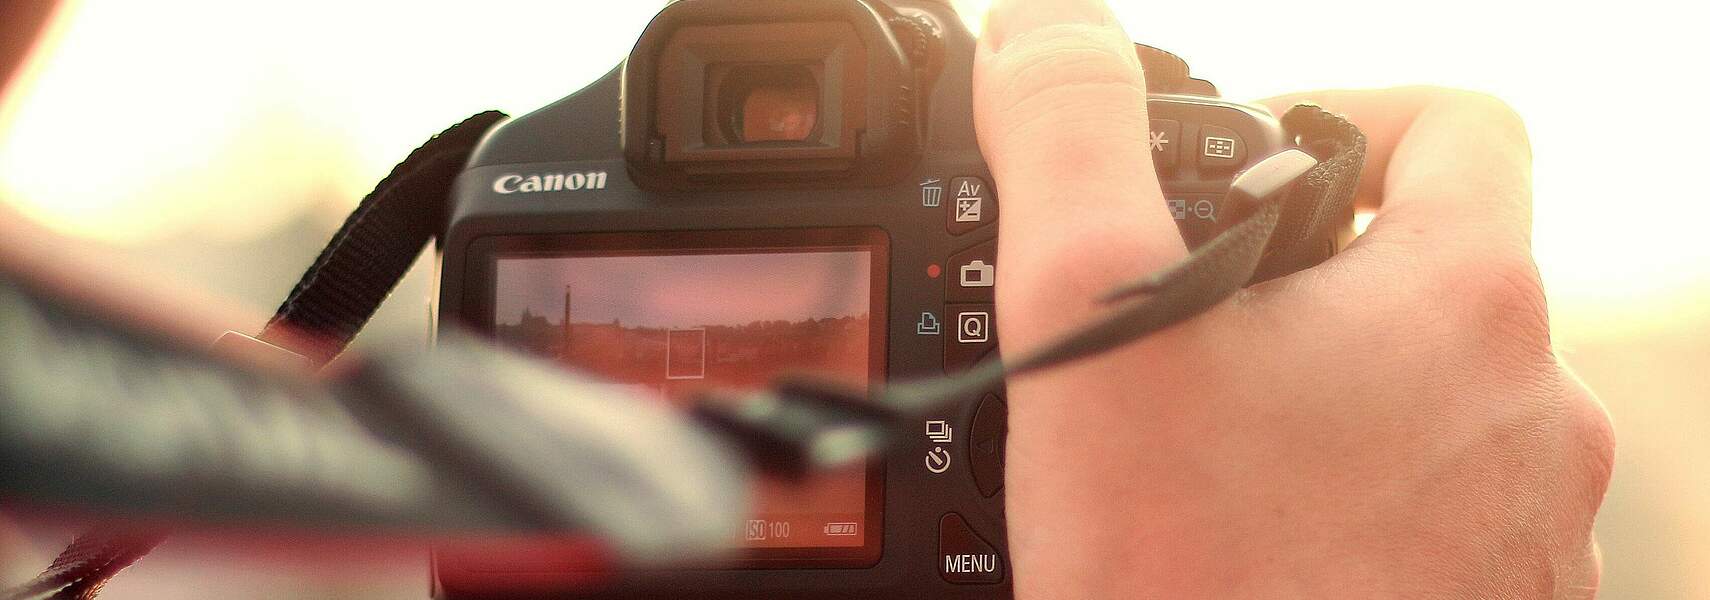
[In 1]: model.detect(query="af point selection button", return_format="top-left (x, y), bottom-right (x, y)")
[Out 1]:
top-left (939, 513), bottom-right (1004, 584)
top-left (1199, 123), bottom-right (1246, 172)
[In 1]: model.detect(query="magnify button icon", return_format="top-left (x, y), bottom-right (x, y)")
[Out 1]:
top-left (1192, 199), bottom-right (1216, 222)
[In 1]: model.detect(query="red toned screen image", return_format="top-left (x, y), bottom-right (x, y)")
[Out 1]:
top-left (491, 245), bottom-right (879, 552)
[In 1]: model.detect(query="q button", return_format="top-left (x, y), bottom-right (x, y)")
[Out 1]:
top-left (943, 303), bottom-right (996, 373)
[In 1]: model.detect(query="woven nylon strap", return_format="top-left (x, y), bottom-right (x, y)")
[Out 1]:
top-left (261, 111), bottom-right (509, 365)
top-left (9, 101), bottom-right (1364, 600)
top-left (2, 531), bottom-right (164, 600)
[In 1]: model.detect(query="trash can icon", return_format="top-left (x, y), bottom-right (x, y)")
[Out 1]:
top-left (920, 178), bottom-right (944, 207)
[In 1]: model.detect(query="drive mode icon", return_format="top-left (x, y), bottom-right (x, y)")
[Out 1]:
top-left (926, 446), bottom-right (951, 474)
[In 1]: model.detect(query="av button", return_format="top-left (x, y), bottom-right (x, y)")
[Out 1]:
top-left (946, 176), bottom-right (997, 235)
top-left (939, 513), bottom-right (1004, 584)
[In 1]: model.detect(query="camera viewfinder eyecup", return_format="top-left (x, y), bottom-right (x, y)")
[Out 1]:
top-left (621, 0), bottom-right (925, 190)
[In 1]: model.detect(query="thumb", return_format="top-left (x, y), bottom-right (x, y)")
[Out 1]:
top-left (974, 0), bottom-right (1184, 351)
top-left (973, 5), bottom-right (1207, 596)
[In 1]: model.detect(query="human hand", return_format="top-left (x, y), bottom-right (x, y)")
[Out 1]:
top-left (974, 0), bottom-right (1615, 598)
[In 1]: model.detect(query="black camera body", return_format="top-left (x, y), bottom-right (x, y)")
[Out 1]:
top-left (433, 0), bottom-right (1338, 597)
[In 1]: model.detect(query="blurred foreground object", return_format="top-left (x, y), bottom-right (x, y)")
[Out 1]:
top-left (0, 273), bottom-right (751, 590)
top-left (0, 1), bottom-right (59, 97)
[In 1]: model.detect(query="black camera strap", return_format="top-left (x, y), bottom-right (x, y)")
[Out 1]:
top-left (259, 110), bottom-right (511, 366)
top-left (15, 96), bottom-right (1363, 600)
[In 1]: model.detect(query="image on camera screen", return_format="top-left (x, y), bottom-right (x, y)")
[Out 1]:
top-left (492, 245), bottom-right (879, 551)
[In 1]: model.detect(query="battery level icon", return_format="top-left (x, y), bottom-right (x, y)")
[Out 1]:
top-left (824, 522), bottom-right (858, 536)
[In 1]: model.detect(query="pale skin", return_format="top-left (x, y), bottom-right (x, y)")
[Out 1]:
top-left (976, 0), bottom-right (1615, 598)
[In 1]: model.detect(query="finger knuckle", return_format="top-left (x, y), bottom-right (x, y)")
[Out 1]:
top-left (1438, 250), bottom-right (1553, 353)
top-left (1543, 381), bottom-right (1617, 523)
top-left (1569, 391), bottom-right (1617, 490)
top-left (1431, 88), bottom-right (1532, 154)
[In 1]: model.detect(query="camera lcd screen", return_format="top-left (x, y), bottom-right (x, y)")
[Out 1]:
top-left (486, 229), bottom-right (886, 561)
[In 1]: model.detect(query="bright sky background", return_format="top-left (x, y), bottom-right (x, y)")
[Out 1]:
top-left (0, 1), bottom-right (1704, 597)
top-left (3, 1), bottom-right (1705, 337)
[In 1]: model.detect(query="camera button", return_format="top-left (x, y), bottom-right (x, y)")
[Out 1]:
top-left (1149, 118), bottom-right (1181, 171)
top-left (1198, 123), bottom-right (1246, 171)
top-left (946, 176), bottom-right (996, 235)
top-left (969, 394), bottom-right (1007, 498)
top-left (946, 239), bottom-right (997, 303)
top-left (939, 513), bottom-right (1004, 584)
top-left (944, 304), bottom-right (996, 373)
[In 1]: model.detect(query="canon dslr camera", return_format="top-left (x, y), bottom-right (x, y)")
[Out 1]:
top-left (432, 0), bottom-right (1350, 597)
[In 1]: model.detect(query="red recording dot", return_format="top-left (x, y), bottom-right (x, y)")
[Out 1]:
top-left (927, 263), bottom-right (942, 279)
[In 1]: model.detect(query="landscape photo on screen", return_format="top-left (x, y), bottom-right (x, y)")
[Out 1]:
top-left (493, 247), bottom-right (876, 549)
